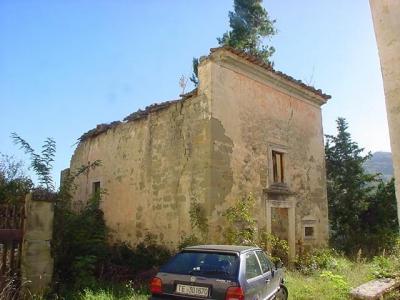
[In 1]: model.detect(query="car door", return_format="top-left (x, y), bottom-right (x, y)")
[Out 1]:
top-left (255, 251), bottom-right (279, 299)
top-left (243, 251), bottom-right (267, 300)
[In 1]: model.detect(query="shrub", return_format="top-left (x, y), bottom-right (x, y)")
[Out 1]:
top-left (221, 194), bottom-right (289, 265)
top-left (370, 237), bottom-right (400, 279)
top-left (104, 234), bottom-right (172, 283)
top-left (132, 234), bottom-right (172, 271)
top-left (53, 192), bottom-right (108, 292)
top-left (258, 231), bottom-right (289, 265)
top-left (178, 234), bottom-right (202, 250)
top-left (319, 271), bottom-right (349, 298)
top-left (223, 194), bottom-right (257, 245)
top-left (295, 248), bottom-right (339, 275)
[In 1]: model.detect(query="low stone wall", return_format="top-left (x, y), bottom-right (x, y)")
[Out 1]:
top-left (21, 192), bottom-right (54, 295)
top-left (350, 278), bottom-right (400, 300)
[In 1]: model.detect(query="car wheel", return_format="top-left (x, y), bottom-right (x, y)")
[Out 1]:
top-left (275, 285), bottom-right (288, 300)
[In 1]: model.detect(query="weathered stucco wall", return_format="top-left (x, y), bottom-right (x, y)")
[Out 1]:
top-left (69, 48), bottom-right (329, 256)
top-left (205, 50), bottom-right (329, 253)
top-left (370, 0), bottom-right (400, 229)
top-left (70, 95), bottom-right (212, 247)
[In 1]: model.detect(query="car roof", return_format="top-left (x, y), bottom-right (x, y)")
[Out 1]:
top-left (183, 244), bottom-right (261, 254)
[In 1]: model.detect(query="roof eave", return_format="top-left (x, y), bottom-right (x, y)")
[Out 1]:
top-left (210, 47), bottom-right (331, 106)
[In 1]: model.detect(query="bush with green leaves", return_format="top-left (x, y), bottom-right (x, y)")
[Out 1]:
top-left (0, 153), bottom-right (33, 203)
top-left (319, 271), bottom-right (350, 299)
top-left (130, 234), bottom-right (172, 272)
top-left (258, 231), bottom-right (289, 265)
top-left (178, 200), bottom-right (209, 249)
top-left (11, 133), bottom-right (56, 191)
top-left (178, 234), bottom-right (203, 250)
top-left (222, 194), bottom-right (288, 264)
top-left (108, 234), bottom-right (171, 270)
top-left (223, 194), bottom-right (258, 245)
top-left (53, 192), bottom-right (109, 292)
top-left (294, 248), bottom-right (340, 275)
top-left (370, 238), bottom-right (400, 279)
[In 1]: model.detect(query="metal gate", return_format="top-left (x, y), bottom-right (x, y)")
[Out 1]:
top-left (0, 203), bottom-right (25, 295)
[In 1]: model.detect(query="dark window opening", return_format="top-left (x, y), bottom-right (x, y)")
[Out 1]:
top-left (92, 181), bottom-right (101, 195)
top-left (272, 151), bottom-right (284, 183)
top-left (305, 226), bottom-right (314, 238)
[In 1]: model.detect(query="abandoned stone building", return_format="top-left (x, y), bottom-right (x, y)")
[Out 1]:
top-left (65, 47), bottom-right (331, 259)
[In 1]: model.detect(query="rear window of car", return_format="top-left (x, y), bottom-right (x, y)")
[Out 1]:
top-left (160, 251), bottom-right (239, 280)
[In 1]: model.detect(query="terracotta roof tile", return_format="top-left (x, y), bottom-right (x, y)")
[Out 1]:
top-left (210, 46), bottom-right (331, 100)
top-left (78, 89), bottom-right (197, 143)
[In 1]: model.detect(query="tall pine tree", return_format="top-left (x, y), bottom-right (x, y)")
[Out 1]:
top-left (190, 0), bottom-right (276, 86)
top-left (325, 118), bottom-right (378, 254)
top-left (218, 0), bottom-right (276, 62)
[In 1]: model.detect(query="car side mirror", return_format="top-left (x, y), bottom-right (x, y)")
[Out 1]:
top-left (275, 261), bottom-right (283, 269)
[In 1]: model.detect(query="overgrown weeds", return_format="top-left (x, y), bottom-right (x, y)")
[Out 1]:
top-left (370, 238), bottom-right (400, 279)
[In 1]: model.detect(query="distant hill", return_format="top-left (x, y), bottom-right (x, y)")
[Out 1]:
top-left (364, 151), bottom-right (393, 181)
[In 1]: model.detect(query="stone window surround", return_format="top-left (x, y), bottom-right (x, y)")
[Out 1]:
top-left (302, 218), bottom-right (317, 241)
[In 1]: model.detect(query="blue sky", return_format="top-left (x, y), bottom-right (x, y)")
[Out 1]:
top-left (0, 0), bottom-right (389, 187)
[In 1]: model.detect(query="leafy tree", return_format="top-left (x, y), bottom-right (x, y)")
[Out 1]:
top-left (360, 178), bottom-right (399, 253)
top-left (0, 154), bottom-right (33, 203)
top-left (218, 0), bottom-right (276, 62)
top-left (11, 132), bottom-right (56, 191)
top-left (325, 118), bottom-right (379, 254)
top-left (190, 0), bottom-right (276, 86)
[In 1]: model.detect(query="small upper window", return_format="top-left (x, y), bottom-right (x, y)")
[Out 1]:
top-left (272, 151), bottom-right (284, 183)
top-left (92, 181), bottom-right (101, 195)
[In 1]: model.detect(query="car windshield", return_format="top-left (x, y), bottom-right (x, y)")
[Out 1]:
top-left (160, 251), bottom-right (239, 280)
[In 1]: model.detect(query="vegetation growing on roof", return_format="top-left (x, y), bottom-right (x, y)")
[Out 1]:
top-left (191, 0), bottom-right (276, 86)
top-left (218, 0), bottom-right (276, 63)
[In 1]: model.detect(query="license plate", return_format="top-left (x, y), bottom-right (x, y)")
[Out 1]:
top-left (176, 284), bottom-right (209, 297)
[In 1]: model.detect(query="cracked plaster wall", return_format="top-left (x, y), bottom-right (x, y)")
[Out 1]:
top-left (69, 95), bottom-right (212, 247)
top-left (207, 51), bottom-right (329, 248)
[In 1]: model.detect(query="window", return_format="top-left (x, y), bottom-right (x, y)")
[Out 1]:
top-left (255, 251), bottom-right (272, 273)
top-left (304, 226), bottom-right (314, 238)
top-left (160, 251), bottom-right (239, 280)
top-left (272, 150), bottom-right (284, 183)
top-left (245, 252), bottom-right (262, 280)
top-left (92, 181), bottom-right (101, 195)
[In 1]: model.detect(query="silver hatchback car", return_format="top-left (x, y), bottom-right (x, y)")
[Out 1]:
top-left (149, 245), bottom-right (288, 300)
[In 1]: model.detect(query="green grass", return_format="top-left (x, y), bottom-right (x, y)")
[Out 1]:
top-left (285, 256), bottom-right (375, 300)
top-left (73, 289), bottom-right (148, 300)
top-left (32, 254), bottom-right (399, 300)
top-left (50, 283), bottom-right (149, 300)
